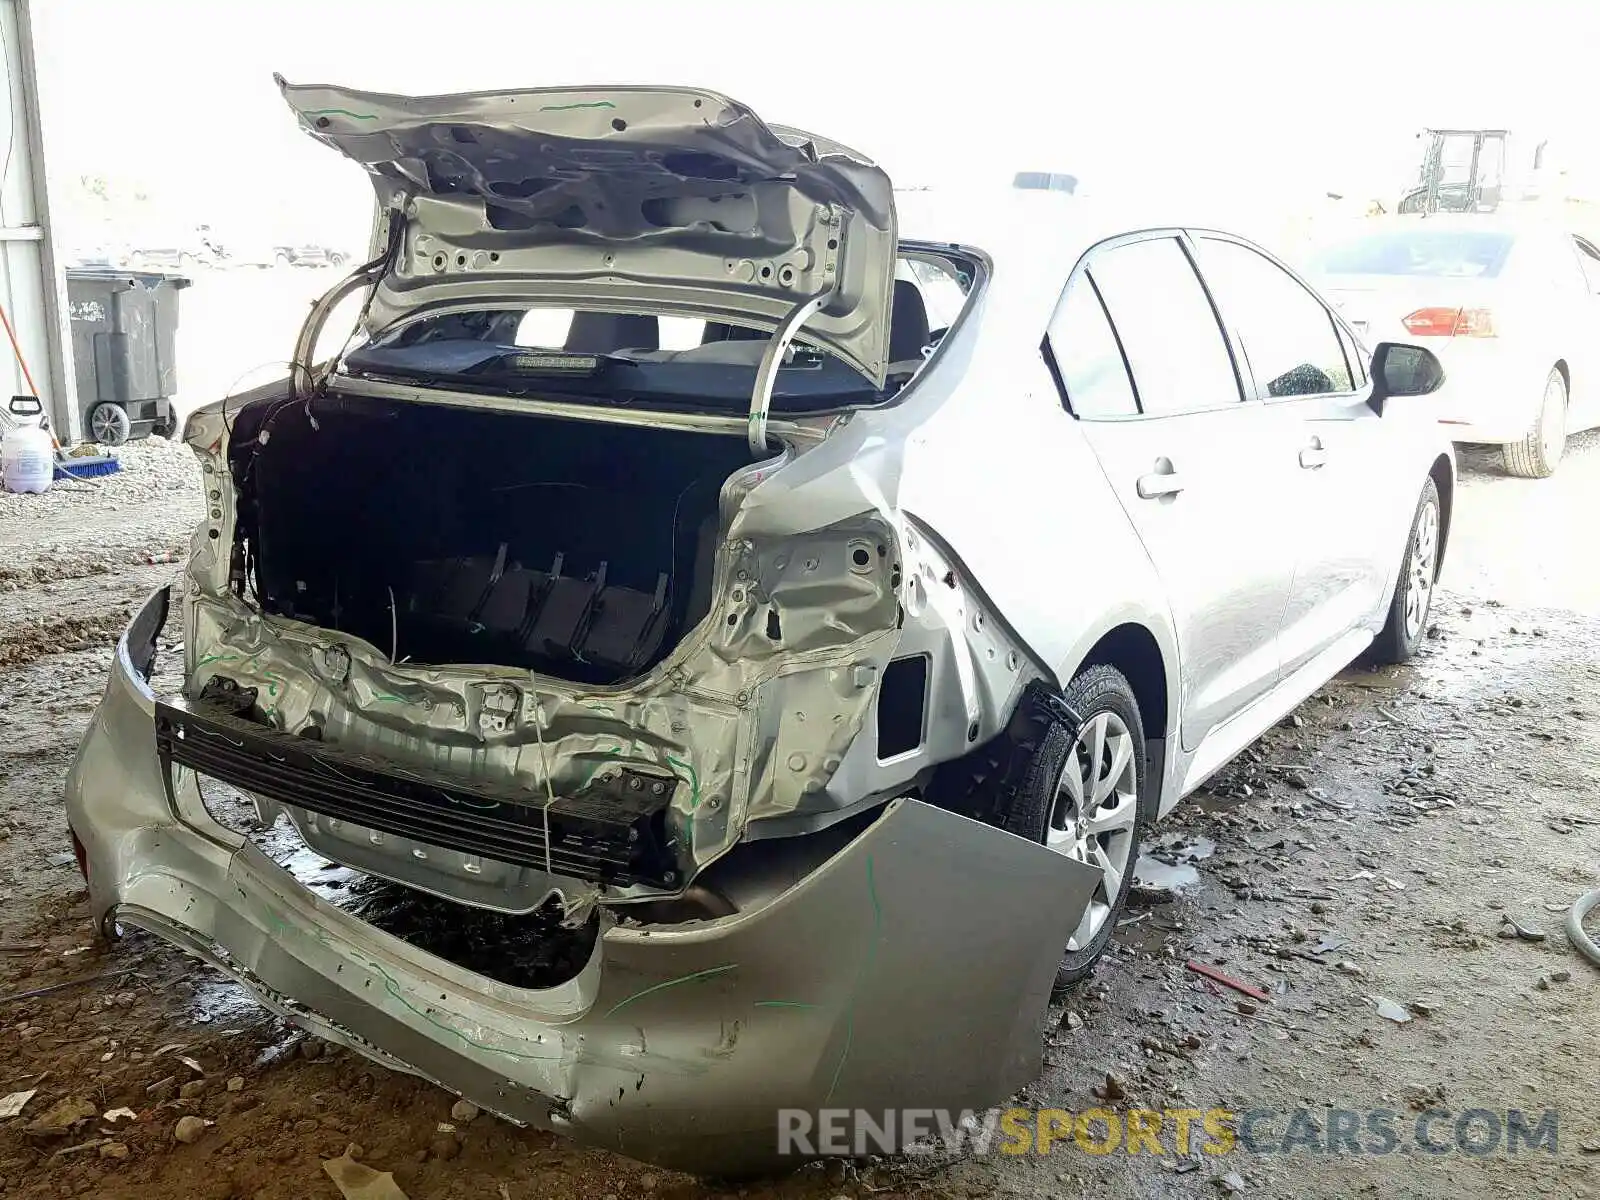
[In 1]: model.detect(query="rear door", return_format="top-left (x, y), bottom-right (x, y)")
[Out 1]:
top-left (1190, 232), bottom-right (1399, 675)
top-left (1046, 232), bottom-right (1300, 752)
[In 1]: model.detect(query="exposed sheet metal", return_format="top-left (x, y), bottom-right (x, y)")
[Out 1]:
top-left (66, 590), bottom-right (1099, 1173)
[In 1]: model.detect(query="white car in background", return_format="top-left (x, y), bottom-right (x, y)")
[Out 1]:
top-left (1304, 214), bottom-right (1600, 476)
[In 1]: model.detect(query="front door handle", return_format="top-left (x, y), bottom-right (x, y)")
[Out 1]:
top-left (1299, 443), bottom-right (1329, 469)
top-left (1136, 462), bottom-right (1185, 499)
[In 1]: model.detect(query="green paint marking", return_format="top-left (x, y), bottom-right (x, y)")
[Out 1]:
top-left (360, 957), bottom-right (562, 1062)
top-left (825, 854), bottom-right (881, 1102)
top-left (578, 746), bottom-right (625, 790)
top-left (538, 101), bottom-right (617, 112)
top-left (754, 1000), bottom-right (819, 1010)
top-left (603, 963), bottom-right (738, 1019)
top-left (584, 702), bottom-right (617, 715)
top-left (370, 693), bottom-right (407, 705)
top-left (304, 107), bottom-right (379, 122)
top-left (195, 654), bottom-right (241, 668)
top-left (665, 755), bottom-right (701, 810)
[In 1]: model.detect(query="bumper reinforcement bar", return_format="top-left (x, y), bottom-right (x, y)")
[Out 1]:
top-left (154, 696), bottom-right (679, 886)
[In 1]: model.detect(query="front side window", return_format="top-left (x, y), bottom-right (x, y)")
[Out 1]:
top-left (1085, 236), bottom-right (1241, 416)
top-left (1196, 237), bottom-right (1353, 398)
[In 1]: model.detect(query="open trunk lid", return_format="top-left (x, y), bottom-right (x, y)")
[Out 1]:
top-left (279, 79), bottom-right (898, 386)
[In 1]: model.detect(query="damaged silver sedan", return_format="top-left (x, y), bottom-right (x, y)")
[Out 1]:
top-left (67, 81), bottom-right (1454, 1174)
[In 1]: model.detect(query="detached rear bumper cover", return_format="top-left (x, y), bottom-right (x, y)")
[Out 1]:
top-left (66, 589), bottom-right (1098, 1174)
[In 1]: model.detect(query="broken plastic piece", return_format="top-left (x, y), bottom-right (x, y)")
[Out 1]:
top-left (322, 1151), bottom-right (410, 1200)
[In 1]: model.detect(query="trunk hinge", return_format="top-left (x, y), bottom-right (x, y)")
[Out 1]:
top-left (290, 209), bottom-right (407, 400)
top-left (747, 290), bottom-right (832, 455)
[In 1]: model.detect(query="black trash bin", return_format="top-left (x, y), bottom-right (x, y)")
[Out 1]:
top-left (65, 270), bottom-right (190, 445)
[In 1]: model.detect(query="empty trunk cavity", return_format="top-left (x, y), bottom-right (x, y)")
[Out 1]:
top-left (230, 393), bottom-right (757, 684)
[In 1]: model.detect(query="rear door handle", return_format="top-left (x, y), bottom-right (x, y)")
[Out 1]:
top-left (1136, 468), bottom-right (1186, 499)
top-left (1299, 445), bottom-right (1329, 469)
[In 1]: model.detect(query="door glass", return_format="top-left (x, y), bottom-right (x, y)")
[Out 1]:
top-left (1196, 237), bottom-right (1354, 398)
top-left (1045, 278), bottom-right (1139, 419)
top-left (1086, 237), bottom-right (1241, 416)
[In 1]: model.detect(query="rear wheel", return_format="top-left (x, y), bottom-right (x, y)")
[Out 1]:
top-left (997, 665), bottom-right (1146, 989)
top-left (1372, 477), bottom-right (1441, 664)
top-left (1502, 369), bottom-right (1566, 478)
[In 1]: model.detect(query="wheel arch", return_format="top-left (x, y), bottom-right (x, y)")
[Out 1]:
top-left (1063, 620), bottom-right (1174, 818)
top-left (1074, 622), bottom-right (1169, 742)
top-left (1428, 452), bottom-right (1454, 574)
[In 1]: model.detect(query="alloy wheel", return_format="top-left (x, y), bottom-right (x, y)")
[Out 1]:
top-left (1403, 497), bottom-right (1440, 641)
top-left (1047, 709), bottom-right (1139, 951)
top-left (1538, 374), bottom-right (1567, 466)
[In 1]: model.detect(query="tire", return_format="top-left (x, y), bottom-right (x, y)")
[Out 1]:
top-left (1372, 477), bottom-right (1441, 664)
top-left (275, 252), bottom-right (293, 268)
top-left (88, 401), bottom-right (132, 447)
top-left (1502, 369), bottom-right (1567, 478)
top-left (996, 664), bottom-right (1147, 989)
top-left (328, 253), bottom-right (346, 268)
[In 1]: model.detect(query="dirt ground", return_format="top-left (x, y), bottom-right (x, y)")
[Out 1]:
top-left (1, 319), bottom-right (1597, 1197)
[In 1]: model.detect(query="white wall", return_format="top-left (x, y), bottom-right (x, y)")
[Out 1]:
top-left (0, 0), bottom-right (73, 439)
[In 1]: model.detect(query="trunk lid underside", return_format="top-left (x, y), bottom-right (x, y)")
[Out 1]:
top-left (279, 79), bottom-right (898, 385)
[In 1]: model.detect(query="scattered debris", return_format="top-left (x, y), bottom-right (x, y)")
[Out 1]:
top-left (25, 1096), bottom-right (96, 1136)
top-left (1217, 1170), bottom-right (1248, 1193)
top-left (1096, 1072), bottom-right (1127, 1102)
top-left (323, 1150), bottom-right (410, 1200)
top-left (1498, 916), bottom-right (1548, 942)
top-left (226, 1076), bottom-right (245, 1092)
top-left (1408, 999), bottom-right (1440, 1017)
top-left (1371, 996), bottom-right (1413, 1023)
top-left (1187, 960), bottom-right (1270, 1002)
top-left (1550, 970), bottom-right (1572, 984)
top-left (54, 1137), bottom-right (111, 1158)
top-left (172, 1115), bottom-right (208, 1144)
top-left (0, 967), bottom-right (136, 1005)
top-left (0, 1088), bottom-right (37, 1119)
top-left (449, 1098), bottom-right (480, 1123)
top-left (99, 1142), bottom-right (131, 1160)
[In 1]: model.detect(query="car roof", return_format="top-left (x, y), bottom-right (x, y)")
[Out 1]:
top-left (898, 189), bottom-right (1285, 344)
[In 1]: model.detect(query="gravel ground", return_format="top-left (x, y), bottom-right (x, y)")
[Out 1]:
top-left (0, 300), bottom-right (1596, 1199)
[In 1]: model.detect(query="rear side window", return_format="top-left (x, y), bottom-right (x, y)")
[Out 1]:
top-left (1196, 237), bottom-right (1353, 398)
top-left (1311, 229), bottom-right (1515, 279)
top-left (1045, 278), bottom-right (1139, 419)
top-left (1087, 237), bottom-right (1241, 416)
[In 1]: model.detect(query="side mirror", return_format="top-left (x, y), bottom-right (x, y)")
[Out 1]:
top-left (1368, 342), bottom-right (1445, 415)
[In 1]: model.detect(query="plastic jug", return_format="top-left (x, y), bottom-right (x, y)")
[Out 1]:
top-left (2, 396), bottom-right (54, 494)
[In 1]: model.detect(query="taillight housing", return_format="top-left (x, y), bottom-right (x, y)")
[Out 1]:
top-left (1402, 306), bottom-right (1496, 338)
